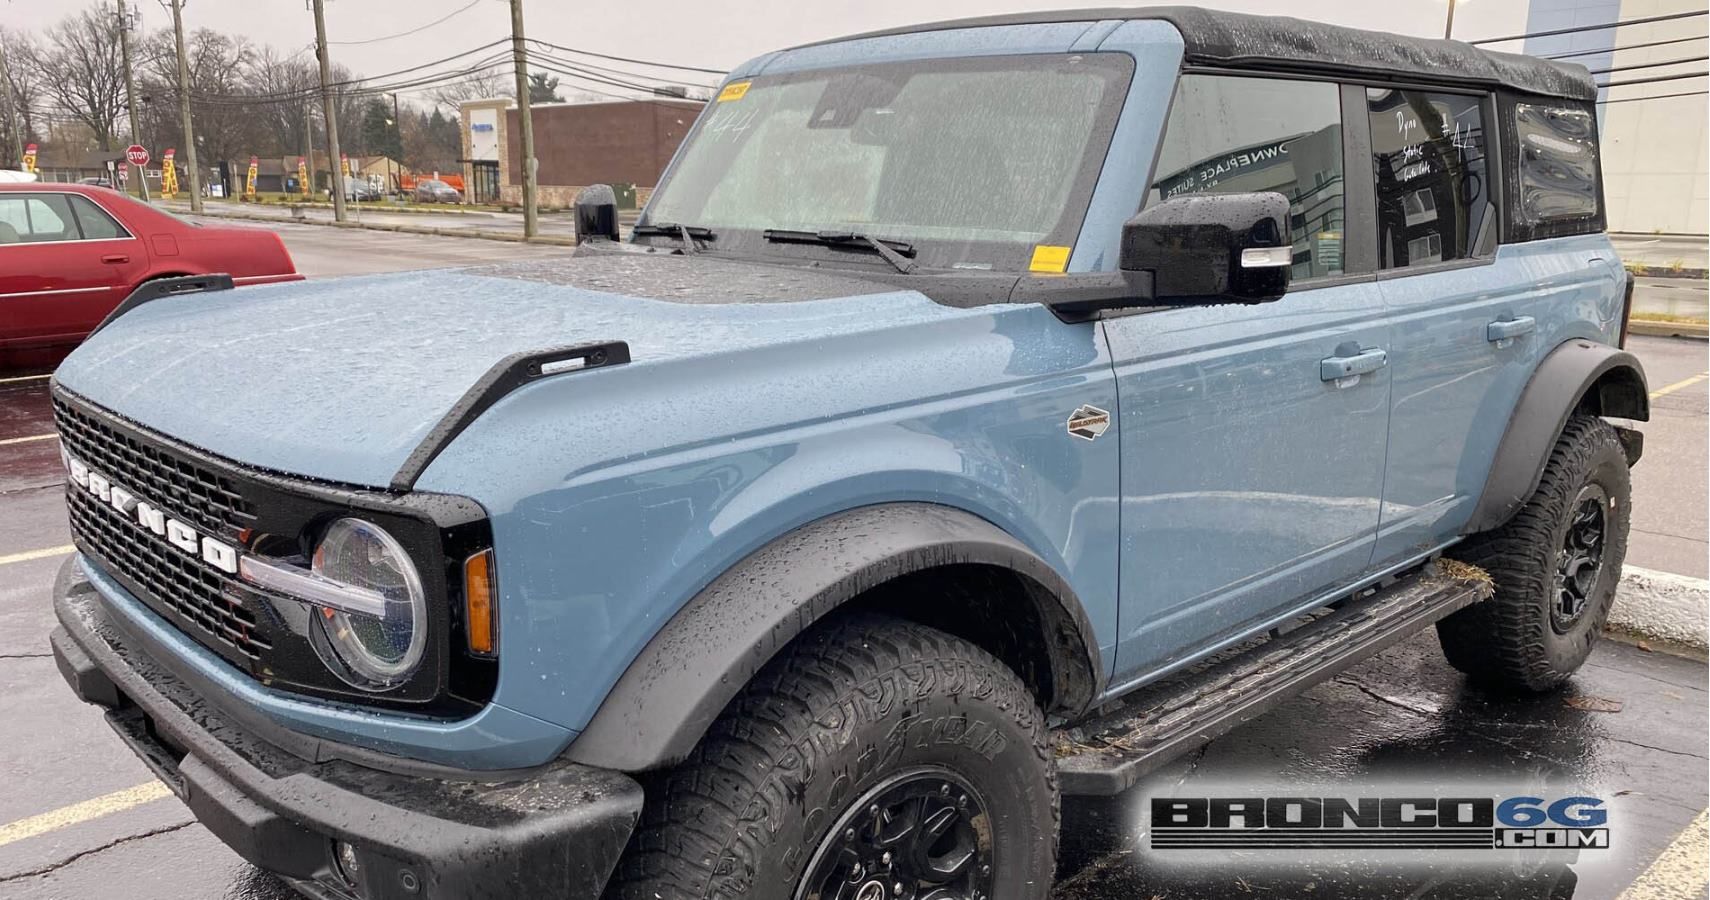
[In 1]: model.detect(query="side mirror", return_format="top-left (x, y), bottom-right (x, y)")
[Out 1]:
top-left (574, 184), bottom-right (620, 244)
top-left (1120, 192), bottom-right (1293, 305)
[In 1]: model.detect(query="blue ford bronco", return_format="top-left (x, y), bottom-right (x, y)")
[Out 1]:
top-left (48, 7), bottom-right (1648, 899)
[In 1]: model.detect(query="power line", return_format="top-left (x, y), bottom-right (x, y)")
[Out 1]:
top-left (1471, 9), bottom-right (1708, 46)
top-left (330, 0), bottom-right (482, 46)
top-left (1588, 54), bottom-right (1709, 75)
top-left (525, 38), bottom-right (725, 75)
top-left (180, 41), bottom-right (511, 104)
top-left (528, 57), bottom-right (697, 95)
top-left (1597, 70), bottom-right (1707, 88)
top-left (157, 53), bottom-right (513, 108)
top-left (1597, 89), bottom-right (1708, 103)
top-left (526, 46), bottom-right (716, 89)
top-left (1545, 34), bottom-right (1707, 60)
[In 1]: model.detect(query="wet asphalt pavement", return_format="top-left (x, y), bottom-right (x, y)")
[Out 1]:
top-left (0, 223), bottom-right (1704, 899)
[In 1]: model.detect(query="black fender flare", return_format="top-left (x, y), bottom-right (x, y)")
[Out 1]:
top-left (1465, 339), bottom-right (1648, 534)
top-left (562, 502), bottom-right (1104, 772)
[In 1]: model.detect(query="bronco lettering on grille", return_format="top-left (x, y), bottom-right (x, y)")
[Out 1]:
top-left (64, 453), bottom-right (241, 575)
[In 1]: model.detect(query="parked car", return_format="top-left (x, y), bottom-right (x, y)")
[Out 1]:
top-left (0, 183), bottom-right (301, 356)
top-left (412, 178), bottom-right (461, 203)
top-left (77, 176), bottom-right (113, 189)
top-left (329, 180), bottom-right (381, 203)
top-left (49, 9), bottom-right (1644, 899)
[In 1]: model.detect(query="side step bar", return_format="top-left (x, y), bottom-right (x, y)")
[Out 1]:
top-left (1053, 562), bottom-right (1493, 797)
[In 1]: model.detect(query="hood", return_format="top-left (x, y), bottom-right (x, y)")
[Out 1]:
top-left (53, 253), bottom-right (965, 488)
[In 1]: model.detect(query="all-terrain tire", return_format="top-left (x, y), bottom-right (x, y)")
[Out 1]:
top-left (605, 612), bottom-right (1058, 900)
top-left (1437, 414), bottom-right (1631, 692)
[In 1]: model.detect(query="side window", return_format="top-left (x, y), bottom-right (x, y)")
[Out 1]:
top-left (1514, 103), bottom-right (1600, 228)
top-left (1367, 89), bottom-right (1493, 269)
top-left (0, 194), bottom-right (78, 243)
top-left (1149, 74), bottom-right (1345, 279)
top-left (69, 195), bottom-right (128, 240)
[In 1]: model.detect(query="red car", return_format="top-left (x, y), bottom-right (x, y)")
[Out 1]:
top-left (0, 183), bottom-right (302, 356)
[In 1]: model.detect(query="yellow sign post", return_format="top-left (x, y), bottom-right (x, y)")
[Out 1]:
top-left (298, 156), bottom-right (310, 199)
top-left (246, 155), bottom-right (258, 201)
top-left (21, 143), bottom-right (36, 173)
top-left (160, 149), bottom-right (178, 199)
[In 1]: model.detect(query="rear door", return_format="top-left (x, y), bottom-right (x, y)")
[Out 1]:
top-left (1366, 88), bottom-right (1576, 564)
top-left (1108, 74), bottom-right (1391, 682)
top-left (0, 191), bottom-right (144, 346)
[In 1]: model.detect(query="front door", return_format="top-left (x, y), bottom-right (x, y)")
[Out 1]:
top-left (1108, 73), bottom-right (1391, 683)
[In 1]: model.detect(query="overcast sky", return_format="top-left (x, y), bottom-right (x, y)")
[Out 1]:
top-left (4, 0), bottom-right (1536, 103)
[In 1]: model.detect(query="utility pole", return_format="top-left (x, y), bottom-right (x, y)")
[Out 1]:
top-left (390, 91), bottom-right (400, 194)
top-left (510, 0), bottom-right (537, 235)
top-left (1444, 0), bottom-right (1458, 39)
top-left (117, 0), bottom-right (149, 200)
top-left (311, 0), bottom-right (347, 221)
top-left (0, 33), bottom-right (24, 167)
top-left (168, 0), bottom-right (202, 212)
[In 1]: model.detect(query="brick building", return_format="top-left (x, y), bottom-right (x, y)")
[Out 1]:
top-left (459, 97), bottom-right (703, 208)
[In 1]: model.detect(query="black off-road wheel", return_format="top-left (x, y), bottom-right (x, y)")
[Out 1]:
top-left (606, 613), bottom-right (1058, 900)
top-left (1437, 414), bottom-right (1631, 692)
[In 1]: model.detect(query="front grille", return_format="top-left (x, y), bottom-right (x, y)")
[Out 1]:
top-left (54, 396), bottom-right (273, 663)
top-left (65, 488), bottom-right (271, 659)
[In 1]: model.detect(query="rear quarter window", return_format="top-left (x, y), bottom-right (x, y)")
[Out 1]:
top-left (1515, 104), bottom-right (1601, 227)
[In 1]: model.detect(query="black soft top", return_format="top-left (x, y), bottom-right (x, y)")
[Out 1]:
top-left (800, 6), bottom-right (1596, 102)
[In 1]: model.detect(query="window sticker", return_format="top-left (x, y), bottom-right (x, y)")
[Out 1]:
top-left (716, 81), bottom-right (752, 103)
top-left (1029, 244), bottom-right (1071, 273)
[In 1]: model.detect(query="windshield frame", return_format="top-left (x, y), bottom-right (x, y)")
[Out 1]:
top-left (636, 51), bottom-right (1137, 274)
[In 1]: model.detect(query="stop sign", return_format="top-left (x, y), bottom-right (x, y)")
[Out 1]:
top-left (125, 144), bottom-right (149, 167)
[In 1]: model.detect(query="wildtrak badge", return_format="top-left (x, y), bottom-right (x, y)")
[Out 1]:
top-left (63, 453), bottom-right (240, 575)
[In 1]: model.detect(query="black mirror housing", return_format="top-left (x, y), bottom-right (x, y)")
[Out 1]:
top-left (1120, 192), bottom-right (1293, 305)
top-left (574, 184), bottom-right (620, 244)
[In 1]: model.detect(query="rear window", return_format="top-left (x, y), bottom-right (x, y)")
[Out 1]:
top-left (1515, 104), bottom-right (1600, 226)
top-left (0, 194), bottom-right (76, 243)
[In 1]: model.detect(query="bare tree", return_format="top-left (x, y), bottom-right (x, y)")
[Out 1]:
top-left (430, 69), bottom-right (509, 110)
top-left (30, 10), bottom-right (127, 150)
top-left (0, 28), bottom-right (43, 167)
top-left (249, 46), bottom-right (319, 159)
top-left (136, 28), bottom-right (263, 169)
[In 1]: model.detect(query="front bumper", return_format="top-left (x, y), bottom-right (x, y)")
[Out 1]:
top-left (50, 557), bottom-right (642, 899)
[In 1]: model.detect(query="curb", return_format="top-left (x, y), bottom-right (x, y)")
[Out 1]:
top-left (1609, 566), bottom-right (1708, 648)
top-left (1625, 268), bottom-right (1708, 280)
top-left (176, 201), bottom-right (503, 219)
top-left (1628, 319), bottom-right (1709, 339)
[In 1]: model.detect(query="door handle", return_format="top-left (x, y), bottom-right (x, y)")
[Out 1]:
top-left (100, 254), bottom-right (130, 264)
top-left (1320, 348), bottom-right (1388, 382)
top-left (1486, 316), bottom-right (1536, 344)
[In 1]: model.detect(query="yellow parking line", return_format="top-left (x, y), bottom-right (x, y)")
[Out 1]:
top-left (0, 373), bottom-right (50, 385)
top-left (0, 432), bottom-right (57, 447)
top-left (1620, 809), bottom-right (1708, 900)
top-left (1650, 371), bottom-right (1709, 400)
top-left (0, 782), bottom-right (173, 849)
top-left (0, 544), bottom-right (75, 567)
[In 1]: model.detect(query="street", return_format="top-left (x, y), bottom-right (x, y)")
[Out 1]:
top-left (0, 221), bottom-right (1705, 900)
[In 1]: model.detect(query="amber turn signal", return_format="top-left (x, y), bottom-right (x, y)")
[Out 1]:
top-left (464, 549), bottom-right (496, 656)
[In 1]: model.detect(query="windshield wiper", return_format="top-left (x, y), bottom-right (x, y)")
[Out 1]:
top-left (632, 222), bottom-right (714, 254)
top-left (762, 228), bottom-right (918, 274)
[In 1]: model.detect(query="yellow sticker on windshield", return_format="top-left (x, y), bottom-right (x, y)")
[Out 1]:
top-left (717, 81), bottom-right (752, 102)
top-left (1029, 245), bottom-right (1071, 274)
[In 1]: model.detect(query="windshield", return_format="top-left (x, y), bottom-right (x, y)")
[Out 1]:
top-left (643, 53), bottom-right (1134, 272)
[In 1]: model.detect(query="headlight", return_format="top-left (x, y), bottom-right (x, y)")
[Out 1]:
top-left (308, 518), bottom-right (427, 690)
